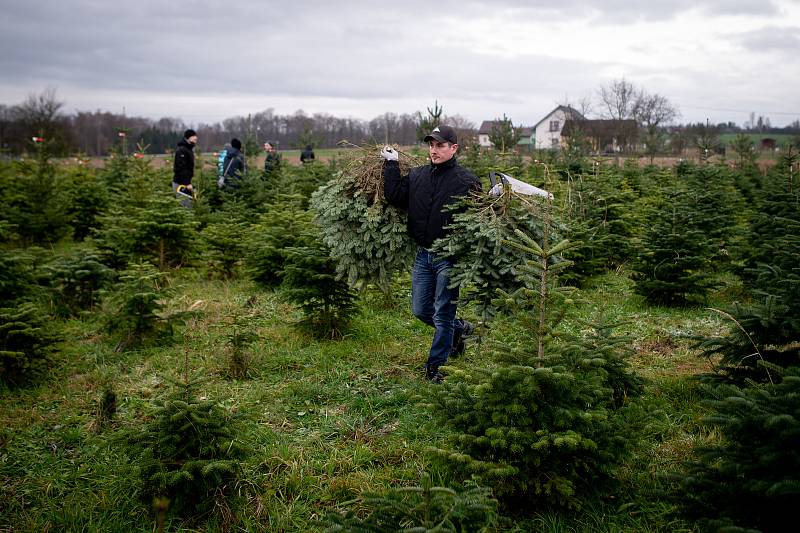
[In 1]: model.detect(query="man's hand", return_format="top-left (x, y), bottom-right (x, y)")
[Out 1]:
top-left (380, 145), bottom-right (398, 162)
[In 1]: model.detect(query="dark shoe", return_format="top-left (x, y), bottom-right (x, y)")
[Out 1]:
top-left (462, 320), bottom-right (475, 337)
top-left (451, 320), bottom-right (475, 358)
top-left (425, 366), bottom-right (445, 384)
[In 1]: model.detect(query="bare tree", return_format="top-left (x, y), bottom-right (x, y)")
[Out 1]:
top-left (598, 78), bottom-right (637, 122)
top-left (633, 92), bottom-right (680, 162)
top-left (633, 92), bottom-right (680, 129)
top-left (14, 87), bottom-right (72, 154)
top-left (443, 113), bottom-right (476, 147)
top-left (597, 79), bottom-right (679, 154)
top-left (596, 79), bottom-right (640, 152)
top-left (16, 87), bottom-right (64, 127)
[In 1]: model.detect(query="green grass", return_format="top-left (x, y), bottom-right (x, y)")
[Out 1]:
top-left (718, 132), bottom-right (798, 147)
top-left (0, 266), bottom-right (720, 532)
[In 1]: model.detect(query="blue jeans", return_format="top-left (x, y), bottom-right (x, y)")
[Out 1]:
top-left (411, 248), bottom-right (466, 370)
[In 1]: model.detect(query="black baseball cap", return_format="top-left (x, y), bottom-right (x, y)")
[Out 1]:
top-left (424, 125), bottom-right (457, 144)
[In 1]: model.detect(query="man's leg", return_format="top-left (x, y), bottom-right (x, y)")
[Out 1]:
top-left (425, 254), bottom-right (459, 379)
top-left (411, 248), bottom-right (435, 327)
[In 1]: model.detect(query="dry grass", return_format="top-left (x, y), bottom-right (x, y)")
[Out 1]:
top-left (335, 141), bottom-right (423, 204)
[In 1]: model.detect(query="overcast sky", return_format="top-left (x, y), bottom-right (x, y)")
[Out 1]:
top-left (2, 0), bottom-right (799, 128)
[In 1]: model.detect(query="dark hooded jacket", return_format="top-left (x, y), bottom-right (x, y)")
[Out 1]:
top-left (173, 138), bottom-right (195, 185)
top-left (222, 146), bottom-right (246, 181)
top-left (300, 145), bottom-right (315, 163)
top-left (383, 156), bottom-right (481, 249)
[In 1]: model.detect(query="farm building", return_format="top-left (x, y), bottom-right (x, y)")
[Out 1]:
top-left (478, 104), bottom-right (584, 152)
top-left (531, 105), bottom-right (584, 150)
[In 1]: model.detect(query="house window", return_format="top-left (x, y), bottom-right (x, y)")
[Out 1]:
top-left (551, 138), bottom-right (559, 149)
top-left (549, 120), bottom-right (560, 132)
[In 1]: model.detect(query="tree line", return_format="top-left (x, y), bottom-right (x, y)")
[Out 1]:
top-left (0, 88), bottom-right (425, 157)
top-left (2, 85), bottom-right (798, 158)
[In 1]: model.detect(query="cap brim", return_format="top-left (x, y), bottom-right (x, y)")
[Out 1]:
top-left (424, 134), bottom-right (447, 143)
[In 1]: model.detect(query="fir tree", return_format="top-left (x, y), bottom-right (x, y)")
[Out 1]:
top-left (41, 248), bottom-right (114, 317)
top-left (4, 141), bottom-right (70, 245)
top-left (100, 140), bottom-right (136, 190)
top-left (105, 261), bottom-right (177, 351)
top-left (92, 171), bottom-right (201, 270)
top-left (282, 159), bottom-right (334, 207)
top-left (695, 169), bottom-right (799, 384)
top-left (427, 219), bottom-right (637, 511)
top-left (416, 101), bottom-right (444, 143)
top-left (95, 386), bottom-right (117, 432)
top-left (558, 164), bottom-right (639, 285)
top-left (0, 246), bottom-right (38, 306)
top-left (129, 375), bottom-right (247, 518)
top-left (219, 312), bottom-right (259, 379)
top-left (631, 186), bottom-right (718, 306)
top-left (738, 169), bottom-right (800, 292)
top-left (311, 172), bottom-right (415, 295)
top-left (201, 218), bottom-right (249, 279)
top-left (0, 303), bottom-right (60, 387)
top-left (488, 114), bottom-right (522, 153)
top-left (281, 238), bottom-right (359, 340)
top-left (326, 476), bottom-right (499, 532)
top-left (63, 164), bottom-right (110, 241)
top-left (430, 186), bottom-right (561, 325)
top-left (245, 194), bottom-right (316, 288)
top-left (676, 364), bottom-right (800, 533)
top-left (729, 133), bottom-right (759, 171)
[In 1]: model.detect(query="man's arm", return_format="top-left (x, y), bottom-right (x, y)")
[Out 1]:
top-left (381, 146), bottom-right (409, 208)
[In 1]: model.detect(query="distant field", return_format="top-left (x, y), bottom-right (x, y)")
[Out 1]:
top-left (718, 132), bottom-right (797, 147)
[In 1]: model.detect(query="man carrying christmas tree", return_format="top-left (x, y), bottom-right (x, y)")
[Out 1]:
top-left (381, 125), bottom-right (481, 383)
top-left (172, 129), bottom-right (197, 208)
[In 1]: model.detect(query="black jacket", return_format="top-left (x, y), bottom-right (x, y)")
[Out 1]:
top-left (264, 151), bottom-right (282, 175)
top-left (300, 147), bottom-right (315, 163)
top-left (223, 147), bottom-right (246, 179)
top-left (384, 157), bottom-right (481, 249)
top-left (173, 139), bottom-right (195, 185)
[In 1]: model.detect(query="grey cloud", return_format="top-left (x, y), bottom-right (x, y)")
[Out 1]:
top-left (736, 26), bottom-right (800, 52)
top-left (459, 0), bottom-right (780, 22)
top-left (0, 0), bottom-right (797, 127)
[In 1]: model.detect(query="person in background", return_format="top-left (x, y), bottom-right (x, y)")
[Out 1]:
top-left (173, 129), bottom-right (197, 208)
top-left (217, 141), bottom-right (231, 188)
top-left (300, 144), bottom-right (315, 164)
top-left (380, 125), bottom-right (481, 383)
top-left (219, 138), bottom-right (246, 190)
top-left (263, 141), bottom-right (282, 178)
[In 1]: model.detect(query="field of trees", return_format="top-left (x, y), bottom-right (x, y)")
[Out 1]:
top-left (1, 136), bottom-right (799, 532)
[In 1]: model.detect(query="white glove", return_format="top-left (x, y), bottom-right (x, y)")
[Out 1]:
top-left (489, 183), bottom-right (503, 197)
top-left (380, 145), bottom-right (398, 161)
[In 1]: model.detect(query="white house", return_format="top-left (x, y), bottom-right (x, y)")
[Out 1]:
top-left (477, 121), bottom-right (494, 147)
top-left (532, 105), bottom-right (584, 150)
